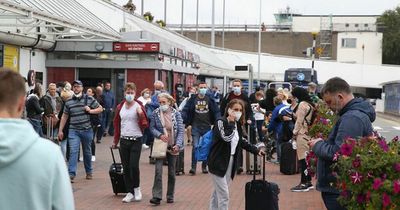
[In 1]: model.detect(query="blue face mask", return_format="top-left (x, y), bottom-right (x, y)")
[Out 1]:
top-left (233, 87), bottom-right (241, 94)
top-left (125, 94), bottom-right (135, 102)
top-left (199, 88), bottom-right (207, 96)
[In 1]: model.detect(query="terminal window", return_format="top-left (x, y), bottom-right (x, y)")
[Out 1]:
top-left (341, 38), bottom-right (357, 48)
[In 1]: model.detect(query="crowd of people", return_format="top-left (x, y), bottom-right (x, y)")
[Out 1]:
top-left (0, 66), bottom-right (377, 210)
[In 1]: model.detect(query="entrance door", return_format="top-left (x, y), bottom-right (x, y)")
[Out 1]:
top-left (79, 68), bottom-right (111, 88)
top-left (112, 69), bottom-right (125, 105)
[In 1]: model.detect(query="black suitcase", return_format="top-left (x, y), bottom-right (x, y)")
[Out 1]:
top-left (175, 150), bottom-right (185, 175)
top-left (280, 142), bottom-right (299, 175)
top-left (109, 148), bottom-right (127, 195)
top-left (245, 153), bottom-right (280, 210)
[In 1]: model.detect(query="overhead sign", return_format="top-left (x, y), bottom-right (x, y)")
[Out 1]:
top-left (235, 65), bottom-right (249, 71)
top-left (113, 42), bottom-right (160, 52)
top-left (175, 48), bottom-right (185, 59)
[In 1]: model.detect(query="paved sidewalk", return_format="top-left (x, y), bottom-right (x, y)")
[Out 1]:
top-left (72, 137), bottom-right (326, 210)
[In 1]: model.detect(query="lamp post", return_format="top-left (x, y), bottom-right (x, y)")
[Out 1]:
top-left (311, 31), bottom-right (318, 83)
top-left (141, 0), bottom-right (144, 16)
top-left (164, 0), bottom-right (167, 24)
top-left (211, 0), bottom-right (215, 47)
top-left (257, 0), bottom-right (262, 86)
top-left (222, 0), bottom-right (226, 49)
top-left (195, 0), bottom-right (199, 42)
top-left (180, 0), bottom-right (184, 35)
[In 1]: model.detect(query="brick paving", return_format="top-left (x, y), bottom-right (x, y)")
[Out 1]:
top-left (72, 136), bottom-right (326, 210)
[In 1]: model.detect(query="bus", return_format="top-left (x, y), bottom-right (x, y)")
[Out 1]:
top-left (284, 68), bottom-right (318, 88)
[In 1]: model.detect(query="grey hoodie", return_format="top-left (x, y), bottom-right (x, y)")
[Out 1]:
top-left (0, 119), bottom-right (74, 210)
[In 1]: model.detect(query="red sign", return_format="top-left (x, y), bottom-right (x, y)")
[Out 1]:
top-left (113, 42), bottom-right (160, 52)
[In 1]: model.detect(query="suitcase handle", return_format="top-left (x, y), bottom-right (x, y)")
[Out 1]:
top-left (110, 147), bottom-right (121, 165)
top-left (253, 152), bottom-right (266, 181)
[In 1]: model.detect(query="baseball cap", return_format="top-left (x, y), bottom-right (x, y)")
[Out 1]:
top-left (72, 80), bottom-right (83, 86)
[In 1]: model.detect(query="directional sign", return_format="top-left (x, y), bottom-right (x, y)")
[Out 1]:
top-left (235, 65), bottom-right (248, 71)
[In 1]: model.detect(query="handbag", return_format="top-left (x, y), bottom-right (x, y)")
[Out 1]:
top-left (151, 110), bottom-right (169, 158)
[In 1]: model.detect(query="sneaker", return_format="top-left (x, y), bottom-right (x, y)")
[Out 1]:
top-left (79, 157), bottom-right (83, 162)
top-left (305, 182), bottom-right (314, 190)
top-left (91, 156), bottom-right (96, 162)
top-left (291, 183), bottom-right (309, 192)
top-left (70, 176), bottom-right (75, 183)
top-left (122, 192), bottom-right (135, 203)
top-left (149, 197), bottom-right (161, 205)
top-left (142, 144), bottom-right (149, 149)
top-left (133, 187), bottom-right (142, 201)
top-left (86, 174), bottom-right (93, 180)
top-left (189, 169), bottom-right (196, 175)
top-left (96, 140), bottom-right (101, 144)
top-left (167, 198), bottom-right (174, 203)
top-left (202, 167), bottom-right (209, 174)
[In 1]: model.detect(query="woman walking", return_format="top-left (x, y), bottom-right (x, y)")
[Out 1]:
top-left (26, 83), bottom-right (44, 137)
top-left (149, 93), bottom-right (184, 205)
top-left (208, 99), bottom-right (265, 210)
top-left (113, 83), bottom-right (148, 203)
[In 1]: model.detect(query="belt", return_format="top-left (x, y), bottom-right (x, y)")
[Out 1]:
top-left (121, 136), bottom-right (141, 141)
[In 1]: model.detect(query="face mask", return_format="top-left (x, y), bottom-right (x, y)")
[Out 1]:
top-left (199, 88), bottom-right (207, 96)
top-left (144, 93), bottom-right (150, 98)
top-left (154, 90), bottom-right (161, 95)
top-left (125, 94), bottom-right (135, 102)
top-left (73, 92), bottom-right (82, 99)
top-left (160, 104), bottom-right (169, 112)
top-left (233, 87), bottom-right (241, 94)
top-left (234, 111), bottom-right (242, 121)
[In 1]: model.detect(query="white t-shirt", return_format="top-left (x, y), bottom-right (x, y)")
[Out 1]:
top-left (120, 102), bottom-right (143, 137)
top-left (252, 103), bottom-right (265, 121)
top-left (231, 126), bottom-right (239, 155)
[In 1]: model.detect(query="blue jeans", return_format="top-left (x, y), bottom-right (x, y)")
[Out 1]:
top-left (68, 128), bottom-right (93, 177)
top-left (191, 126), bottom-right (211, 170)
top-left (275, 132), bottom-right (282, 162)
top-left (28, 118), bottom-right (44, 137)
top-left (321, 192), bottom-right (346, 210)
top-left (101, 109), bottom-right (114, 135)
top-left (256, 120), bottom-right (264, 142)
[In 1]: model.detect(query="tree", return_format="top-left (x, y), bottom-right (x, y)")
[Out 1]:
top-left (123, 0), bottom-right (136, 14)
top-left (143, 12), bottom-right (154, 22)
top-left (377, 6), bottom-right (400, 65)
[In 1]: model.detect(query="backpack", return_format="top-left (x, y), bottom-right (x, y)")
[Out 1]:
top-left (195, 130), bottom-right (213, 161)
top-left (279, 106), bottom-right (294, 142)
top-left (304, 102), bottom-right (318, 128)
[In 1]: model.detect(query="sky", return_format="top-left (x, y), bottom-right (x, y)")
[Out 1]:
top-left (112, 0), bottom-right (400, 25)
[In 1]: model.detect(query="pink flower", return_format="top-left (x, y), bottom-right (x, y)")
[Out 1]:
top-left (393, 163), bottom-right (400, 172)
top-left (352, 158), bottom-right (361, 168)
top-left (340, 190), bottom-right (350, 199)
top-left (372, 178), bottom-right (383, 190)
top-left (382, 193), bottom-right (391, 208)
top-left (356, 194), bottom-right (366, 204)
top-left (350, 172), bottom-right (363, 184)
top-left (378, 139), bottom-right (389, 152)
top-left (333, 152), bottom-right (340, 161)
top-left (340, 143), bottom-right (354, 156)
top-left (394, 180), bottom-right (400, 194)
top-left (367, 171), bottom-right (374, 179)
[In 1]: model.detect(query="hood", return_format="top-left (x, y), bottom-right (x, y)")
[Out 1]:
top-left (26, 93), bottom-right (38, 100)
top-left (0, 119), bottom-right (39, 168)
top-left (340, 98), bottom-right (376, 122)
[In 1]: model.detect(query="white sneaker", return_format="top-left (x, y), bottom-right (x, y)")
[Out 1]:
top-left (142, 144), bottom-right (149, 149)
top-left (91, 156), bottom-right (96, 162)
top-left (79, 157), bottom-right (83, 161)
top-left (122, 192), bottom-right (134, 203)
top-left (134, 187), bottom-right (142, 201)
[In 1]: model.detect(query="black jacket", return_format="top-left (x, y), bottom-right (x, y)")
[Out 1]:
top-left (313, 98), bottom-right (375, 193)
top-left (26, 94), bottom-right (44, 120)
top-left (208, 117), bottom-right (259, 180)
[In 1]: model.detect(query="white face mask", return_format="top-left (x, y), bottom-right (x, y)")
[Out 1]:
top-left (143, 93), bottom-right (150, 98)
top-left (233, 87), bottom-right (241, 94)
top-left (228, 108), bottom-right (242, 121)
top-left (160, 104), bottom-right (169, 112)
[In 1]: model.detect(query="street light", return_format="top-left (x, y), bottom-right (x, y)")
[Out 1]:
top-left (311, 30), bottom-right (318, 83)
top-left (211, 0), bottom-right (215, 47)
top-left (222, 0), bottom-right (226, 49)
top-left (257, 0), bottom-right (262, 87)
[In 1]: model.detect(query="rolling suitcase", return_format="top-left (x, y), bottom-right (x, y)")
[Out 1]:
top-left (245, 153), bottom-right (280, 210)
top-left (109, 148), bottom-right (127, 195)
top-left (175, 150), bottom-right (185, 175)
top-left (280, 142), bottom-right (299, 175)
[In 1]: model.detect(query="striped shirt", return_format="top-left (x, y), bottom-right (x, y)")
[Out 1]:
top-left (64, 95), bottom-right (99, 130)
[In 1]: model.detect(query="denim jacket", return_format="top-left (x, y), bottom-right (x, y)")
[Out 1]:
top-left (150, 107), bottom-right (184, 150)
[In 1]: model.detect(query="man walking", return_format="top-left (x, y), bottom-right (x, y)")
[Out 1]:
top-left (181, 81), bottom-right (220, 175)
top-left (309, 77), bottom-right (375, 210)
top-left (58, 80), bottom-right (103, 182)
top-left (0, 69), bottom-right (74, 210)
top-left (102, 81), bottom-right (115, 136)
